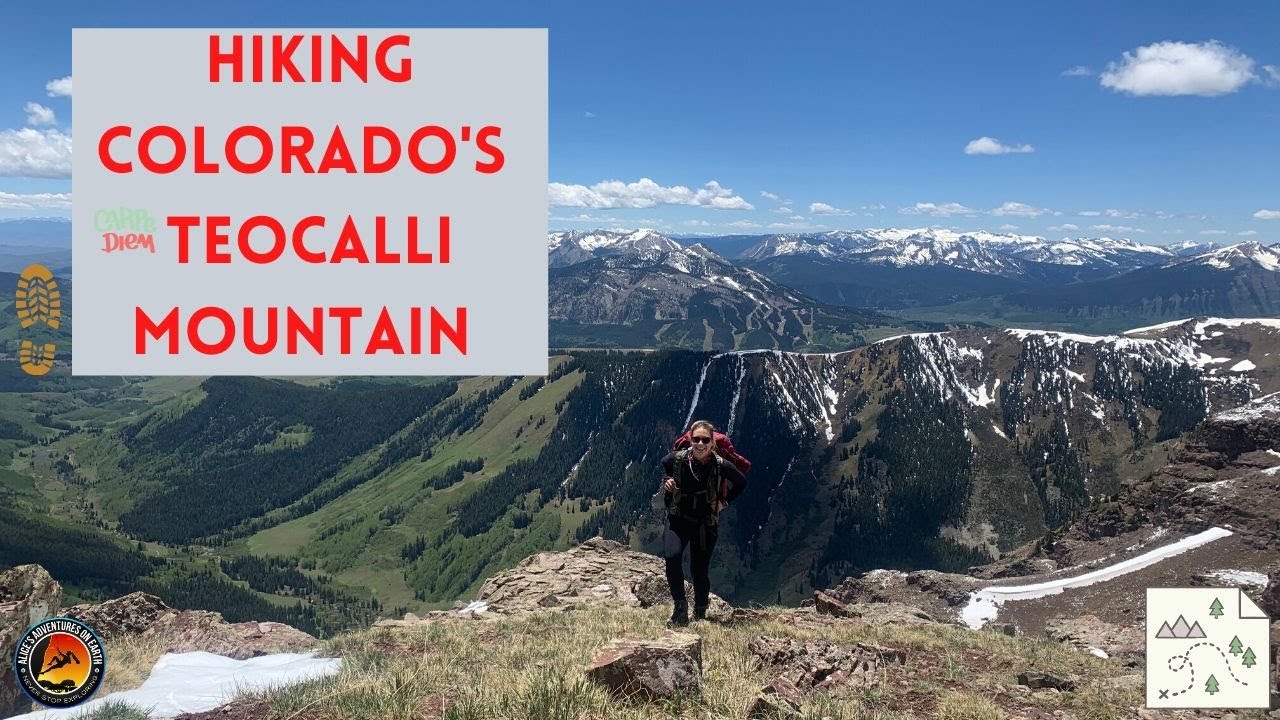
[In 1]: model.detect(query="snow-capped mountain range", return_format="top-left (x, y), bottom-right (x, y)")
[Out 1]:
top-left (548, 228), bottom-right (1278, 279)
top-left (737, 227), bottom-right (1186, 278)
top-left (547, 229), bottom-right (684, 268)
top-left (1189, 241), bottom-right (1280, 272)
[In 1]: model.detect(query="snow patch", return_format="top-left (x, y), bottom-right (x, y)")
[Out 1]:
top-left (1206, 570), bottom-right (1268, 588)
top-left (1229, 359), bottom-right (1256, 372)
top-left (960, 527), bottom-right (1233, 629)
top-left (458, 600), bottom-right (490, 615)
top-left (10, 652), bottom-right (341, 720)
top-left (684, 359), bottom-right (713, 428)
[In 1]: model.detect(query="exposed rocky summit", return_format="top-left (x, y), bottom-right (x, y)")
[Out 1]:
top-left (473, 537), bottom-right (731, 619)
top-left (1, 565), bottom-right (63, 718)
top-left (65, 591), bottom-right (318, 660)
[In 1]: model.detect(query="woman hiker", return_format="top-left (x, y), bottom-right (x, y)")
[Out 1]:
top-left (660, 420), bottom-right (748, 626)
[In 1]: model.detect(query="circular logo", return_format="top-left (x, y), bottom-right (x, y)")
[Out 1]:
top-left (12, 617), bottom-right (106, 709)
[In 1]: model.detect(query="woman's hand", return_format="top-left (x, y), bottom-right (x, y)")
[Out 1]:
top-left (715, 499), bottom-right (728, 513)
top-left (663, 476), bottom-right (675, 493)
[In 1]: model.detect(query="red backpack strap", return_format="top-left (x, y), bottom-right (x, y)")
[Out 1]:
top-left (673, 429), bottom-right (692, 451)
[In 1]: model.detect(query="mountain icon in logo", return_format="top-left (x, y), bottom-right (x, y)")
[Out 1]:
top-left (1156, 614), bottom-right (1207, 639)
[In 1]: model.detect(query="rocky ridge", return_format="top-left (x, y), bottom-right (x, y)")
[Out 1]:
top-left (64, 591), bottom-right (319, 660)
top-left (0, 566), bottom-right (61, 718)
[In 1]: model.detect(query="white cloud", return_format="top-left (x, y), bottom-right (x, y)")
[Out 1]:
top-left (861, 203), bottom-right (886, 211)
top-left (774, 206), bottom-right (794, 214)
top-left (809, 202), bottom-right (853, 216)
top-left (550, 214), bottom-right (630, 224)
top-left (727, 220), bottom-right (762, 229)
top-left (1238, 229), bottom-right (1258, 236)
top-left (899, 202), bottom-right (978, 217)
top-left (1253, 209), bottom-right (1280, 220)
top-left (992, 201), bottom-right (1053, 218)
top-left (1199, 229), bottom-right (1228, 235)
top-left (1100, 40), bottom-right (1259, 97)
top-left (1265, 66), bottom-right (1280, 87)
top-left (999, 224), bottom-right (1019, 231)
top-left (1062, 66), bottom-right (1093, 77)
top-left (548, 178), bottom-right (753, 210)
top-left (964, 136), bottom-right (1035, 155)
top-left (1049, 223), bottom-right (1080, 232)
top-left (760, 190), bottom-right (782, 201)
top-left (1105, 208), bottom-right (1144, 219)
top-left (24, 102), bottom-right (55, 127)
top-left (682, 219), bottom-right (711, 227)
top-left (768, 221), bottom-right (824, 230)
top-left (0, 191), bottom-right (72, 210)
top-left (45, 76), bottom-right (72, 98)
top-left (0, 128), bottom-right (73, 178)
top-left (1079, 210), bottom-right (1102, 217)
top-left (1091, 224), bottom-right (1145, 234)
top-left (584, 111), bottom-right (596, 119)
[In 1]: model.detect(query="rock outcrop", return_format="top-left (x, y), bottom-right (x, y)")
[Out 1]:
top-left (812, 590), bottom-right (940, 625)
top-left (474, 537), bottom-right (731, 618)
top-left (65, 592), bottom-right (318, 660)
top-left (585, 631), bottom-right (702, 700)
top-left (821, 568), bottom-right (978, 624)
top-left (746, 635), bottom-right (907, 716)
top-left (1045, 615), bottom-right (1144, 665)
top-left (1, 565), bottom-right (63, 718)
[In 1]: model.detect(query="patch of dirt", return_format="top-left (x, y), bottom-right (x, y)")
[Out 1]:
top-left (420, 692), bottom-right (455, 719)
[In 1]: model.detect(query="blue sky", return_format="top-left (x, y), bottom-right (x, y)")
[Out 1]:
top-left (2, 0), bottom-right (1279, 244)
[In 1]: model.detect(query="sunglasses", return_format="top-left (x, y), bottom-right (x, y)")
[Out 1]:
top-left (690, 436), bottom-right (713, 444)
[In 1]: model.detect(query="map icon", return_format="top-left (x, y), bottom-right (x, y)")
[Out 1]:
top-left (1146, 587), bottom-right (1271, 709)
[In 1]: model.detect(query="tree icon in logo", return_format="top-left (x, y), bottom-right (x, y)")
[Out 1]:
top-left (1208, 597), bottom-right (1224, 618)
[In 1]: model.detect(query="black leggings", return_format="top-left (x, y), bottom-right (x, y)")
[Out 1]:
top-left (664, 517), bottom-right (718, 610)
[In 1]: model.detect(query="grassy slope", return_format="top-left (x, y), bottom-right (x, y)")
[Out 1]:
top-left (242, 360), bottom-right (584, 611)
top-left (162, 606), bottom-right (1158, 720)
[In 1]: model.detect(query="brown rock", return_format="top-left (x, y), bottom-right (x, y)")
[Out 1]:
top-left (65, 591), bottom-right (170, 639)
top-left (813, 590), bottom-right (855, 618)
top-left (1, 565), bottom-right (62, 718)
top-left (1017, 671), bottom-right (1077, 692)
top-left (585, 630), bottom-right (702, 700)
top-left (748, 675), bottom-right (804, 717)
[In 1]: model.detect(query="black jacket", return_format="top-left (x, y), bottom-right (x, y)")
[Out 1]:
top-left (661, 450), bottom-right (748, 511)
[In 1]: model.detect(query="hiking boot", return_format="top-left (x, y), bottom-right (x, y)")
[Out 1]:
top-left (668, 607), bottom-right (689, 627)
top-left (15, 264), bottom-right (61, 330)
top-left (692, 606), bottom-right (708, 622)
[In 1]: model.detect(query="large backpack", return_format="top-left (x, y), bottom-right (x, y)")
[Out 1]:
top-left (669, 448), bottom-right (726, 524)
top-left (672, 430), bottom-right (751, 476)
